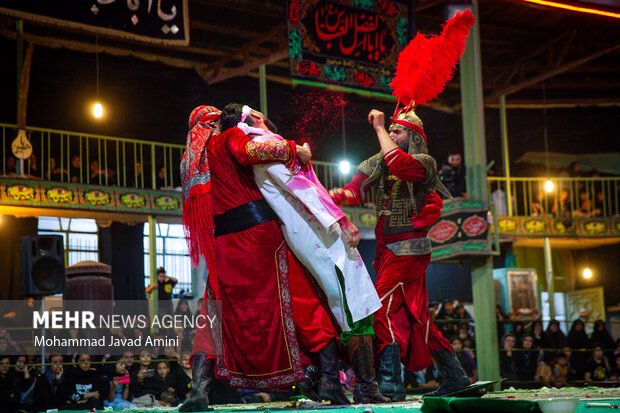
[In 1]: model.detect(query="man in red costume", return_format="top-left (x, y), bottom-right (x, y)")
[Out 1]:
top-left (179, 105), bottom-right (346, 411)
top-left (330, 10), bottom-right (475, 399)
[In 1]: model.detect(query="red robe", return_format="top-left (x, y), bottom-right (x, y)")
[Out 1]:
top-left (344, 147), bottom-right (451, 372)
top-left (192, 127), bottom-right (337, 389)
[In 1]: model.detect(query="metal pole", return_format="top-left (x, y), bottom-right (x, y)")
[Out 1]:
top-left (259, 64), bottom-right (268, 118)
top-left (543, 237), bottom-right (555, 320)
top-left (341, 105), bottom-right (346, 155)
top-left (148, 216), bottom-right (158, 332)
top-left (16, 20), bottom-right (25, 176)
top-left (499, 95), bottom-right (513, 216)
top-left (40, 298), bottom-right (45, 373)
top-left (459, 0), bottom-right (500, 383)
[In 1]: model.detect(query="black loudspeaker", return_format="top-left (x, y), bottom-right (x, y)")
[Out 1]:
top-left (21, 235), bottom-right (66, 296)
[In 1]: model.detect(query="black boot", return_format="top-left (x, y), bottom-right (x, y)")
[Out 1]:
top-left (318, 339), bottom-right (351, 405)
top-left (179, 353), bottom-right (214, 412)
top-left (424, 349), bottom-right (470, 397)
top-left (298, 365), bottom-right (321, 402)
top-left (347, 335), bottom-right (391, 404)
top-left (377, 343), bottom-right (406, 401)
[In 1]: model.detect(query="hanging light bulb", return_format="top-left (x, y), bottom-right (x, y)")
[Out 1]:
top-left (583, 268), bottom-right (592, 279)
top-left (339, 160), bottom-right (351, 175)
top-left (544, 180), bottom-right (554, 192)
top-left (93, 102), bottom-right (103, 118)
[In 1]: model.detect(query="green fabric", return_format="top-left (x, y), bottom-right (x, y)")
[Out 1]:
top-left (334, 266), bottom-right (375, 346)
top-left (421, 397), bottom-right (542, 413)
top-left (514, 246), bottom-right (570, 292)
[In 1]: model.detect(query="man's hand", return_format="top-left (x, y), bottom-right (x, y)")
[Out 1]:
top-left (296, 143), bottom-right (312, 165)
top-left (329, 188), bottom-right (357, 207)
top-left (368, 109), bottom-right (386, 131)
top-left (338, 217), bottom-right (360, 249)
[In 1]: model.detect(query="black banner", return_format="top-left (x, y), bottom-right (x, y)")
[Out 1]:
top-left (286, 0), bottom-right (409, 93)
top-left (0, 0), bottom-right (189, 45)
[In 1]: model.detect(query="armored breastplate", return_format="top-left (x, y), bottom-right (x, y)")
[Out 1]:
top-left (359, 152), bottom-right (437, 236)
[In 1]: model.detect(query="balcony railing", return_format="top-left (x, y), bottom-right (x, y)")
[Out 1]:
top-left (1, 123), bottom-right (184, 190)
top-left (487, 176), bottom-right (620, 218)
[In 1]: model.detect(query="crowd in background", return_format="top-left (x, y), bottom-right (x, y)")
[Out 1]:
top-left (429, 299), bottom-right (620, 390)
top-left (3, 154), bottom-right (179, 190)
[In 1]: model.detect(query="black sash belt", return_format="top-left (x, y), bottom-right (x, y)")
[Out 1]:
top-left (214, 199), bottom-right (278, 237)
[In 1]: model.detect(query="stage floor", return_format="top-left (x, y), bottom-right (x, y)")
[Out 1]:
top-left (49, 388), bottom-right (620, 413)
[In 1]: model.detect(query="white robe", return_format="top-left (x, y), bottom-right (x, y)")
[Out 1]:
top-left (242, 127), bottom-right (381, 331)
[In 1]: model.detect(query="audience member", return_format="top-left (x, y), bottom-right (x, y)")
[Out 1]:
top-left (590, 320), bottom-right (615, 357)
top-left (63, 353), bottom-right (109, 410)
top-left (104, 356), bottom-right (136, 410)
top-left (567, 319), bottom-right (590, 379)
top-left (0, 355), bottom-right (20, 412)
top-left (584, 344), bottom-right (611, 382)
top-left (47, 157), bottom-right (69, 181)
top-left (145, 267), bottom-right (178, 317)
top-left (535, 352), bottom-right (554, 387)
top-left (70, 155), bottom-right (83, 183)
top-left (516, 334), bottom-right (539, 387)
top-left (451, 338), bottom-right (475, 383)
top-left (553, 352), bottom-right (569, 387)
top-left (544, 319), bottom-right (567, 351)
top-left (500, 333), bottom-right (518, 381)
top-left (12, 355), bottom-right (35, 409)
top-left (33, 355), bottom-right (71, 412)
top-left (439, 152), bottom-right (466, 197)
top-left (532, 321), bottom-right (545, 349)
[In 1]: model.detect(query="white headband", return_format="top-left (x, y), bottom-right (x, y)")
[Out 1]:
top-left (240, 105), bottom-right (252, 122)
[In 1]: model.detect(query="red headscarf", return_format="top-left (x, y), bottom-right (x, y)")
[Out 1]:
top-left (181, 105), bottom-right (220, 272)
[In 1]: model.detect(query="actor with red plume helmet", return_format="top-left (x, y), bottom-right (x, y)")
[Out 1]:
top-left (330, 10), bottom-right (475, 399)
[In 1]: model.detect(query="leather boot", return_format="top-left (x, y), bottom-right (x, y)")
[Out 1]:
top-left (298, 365), bottom-right (321, 402)
top-left (377, 343), bottom-right (406, 401)
top-left (318, 339), bottom-right (351, 405)
top-left (179, 353), bottom-right (214, 412)
top-left (424, 348), bottom-right (470, 397)
top-left (347, 335), bottom-right (391, 404)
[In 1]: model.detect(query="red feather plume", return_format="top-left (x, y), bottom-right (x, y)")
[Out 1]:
top-left (391, 10), bottom-right (475, 107)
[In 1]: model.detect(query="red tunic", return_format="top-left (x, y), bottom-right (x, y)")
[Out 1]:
top-left (344, 147), bottom-right (451, 372)
top-left (192, 127), bottom-right (337, 389)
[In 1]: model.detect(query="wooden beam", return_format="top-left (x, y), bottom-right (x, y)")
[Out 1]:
top-left (485, 43), bottom-right (620, 102)
top-left (204, 23), bottom-right (285, 76)
top-left (205, 49), bottom-right (288, 84)
top-left (485, 98), bottom-right (620, 109)
top-left (0, 29), bottom-right (211, 70)
top-left (17, 43), bottom-right (33, 129)
top-left (191, 0), bottom-right (285, 17)
top-left (189, 21), bottom-right (259, 39)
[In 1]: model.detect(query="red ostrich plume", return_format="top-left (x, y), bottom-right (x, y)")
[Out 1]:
top-left (390, 10), bottom-right (475, 108)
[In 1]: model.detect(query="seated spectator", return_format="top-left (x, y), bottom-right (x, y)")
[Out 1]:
top-left (63, 353), bottom-right (109, 410)
top-left (535, 352), bottom-right (554, 387)
top-left (104, 357), bottom-right (136, 410)
top-left (47, 157), bottom-right (69, 181)
top-left (152, 360), bottom-right (178, 407)
top-left (513, 321), bottom-right (525, 344)
top-left (0, 334), bottom-right (20, 354)
top-left (33, 354), bottom-right (71, 412)
top-left (516, 334), bottom-right (539, 386)
top-left (553, 352), bottom-right (569, 387)
top-left (12, 355), bottom-right (35, 409)
top-left (610, 354), bottom-right (620, 381)
top-left (543, 319), bottom-right (567, 351)
top-left (561, 346), bottom-right (578, 381)
top-left (0, 355), bottom-right (20, 412)
top-left (162, 344), bottom-right (181, 375)
top-left (590, 320), bottom-right (615, 357)
top-left (176, 350), bottom-right (192, 402)
top-left (500, 333), bottom-right (518, 381)
top-left (567, 319), bottom-right (589, 380)
top-left (130, 348), bottom-right (153, 398)
top-left (451, 338), bottom-right (475, 383)
top-left (584, 344), bottom-right (611, 382)
top-left (454, 305), bottom-right (472, 322)
top-left (532, 321), bottom-right (545, 349)
top-left (575, 191), bottom-right (594, 217)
